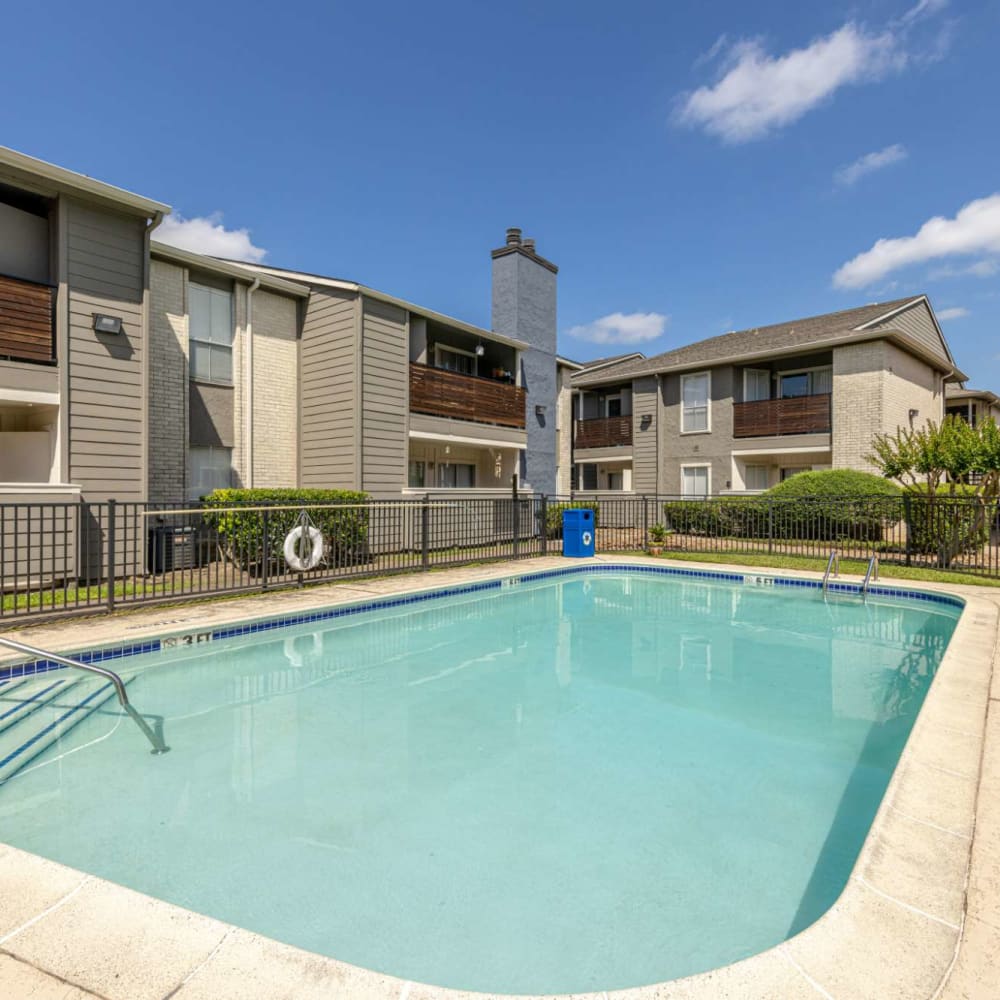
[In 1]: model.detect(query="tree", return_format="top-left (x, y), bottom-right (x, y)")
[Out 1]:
top-left (867, 415), bottom-right (1000, 566)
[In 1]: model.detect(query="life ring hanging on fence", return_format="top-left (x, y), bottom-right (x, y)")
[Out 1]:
top-left (582, 531), bottom-right (593, 547)
top-left (284, 525), bottom-right (324, 572)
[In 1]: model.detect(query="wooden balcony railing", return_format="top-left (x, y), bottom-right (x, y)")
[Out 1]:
top-left (734, 393), bottom-right (831, 438)
top-left (409, 363), bottom-right (526, 429)
top-left (573, 415), bottom-right (633, 449)
top-left (0, 273), bottom-right (56, 364)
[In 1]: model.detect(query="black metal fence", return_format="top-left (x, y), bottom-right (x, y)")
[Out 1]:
top-left (0, 492), bottom-right (996, 622)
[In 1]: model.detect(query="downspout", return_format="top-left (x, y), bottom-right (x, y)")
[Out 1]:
top-left (244, 277), bottom-right (261, 488)
top-left (141, 211), bottom-right (164, 502)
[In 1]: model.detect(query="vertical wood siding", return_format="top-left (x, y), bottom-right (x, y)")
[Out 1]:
top-left (299, 289), bottom-right (359, 488)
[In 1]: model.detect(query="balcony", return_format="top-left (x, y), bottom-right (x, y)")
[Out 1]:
top-left (409, 363), bottom-right (526, 429)
top-left (734, 393), bottom-right (831, 438)
top-left (0, 273), bottom-right (56, 365)
top-left (573, 415), bottom-right (633, 449)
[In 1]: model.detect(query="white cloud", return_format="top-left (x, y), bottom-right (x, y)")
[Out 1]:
top-left (835, 143), bottom-right (908, 186)
top-left (675, 2), bottom-right (950, 143)
top-left (929, 258), bottom-right (1000, 279)
top-left (937, 306), bottom-right (970, 320)
top-left (157, 213), bottom-right (267, 263)
top-left (834, 193), bottom-right (1000, 288)
top-left (567, 312), bottom-right (668, 345)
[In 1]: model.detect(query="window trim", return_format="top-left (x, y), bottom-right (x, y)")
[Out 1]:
top-left (775, 365), bottom-right (833, 399)
top-left (680, 370), bottom-right (711, 434)
top-left (433, 343), bottom-right (477, 377)
top-left (604, 393), bottom-right (623, 418)
top-left (188, 281), bottom-right (235, 386)
top-left (187, 445), bottom-right (234, 500)
top-left (436, 461), bottom-right (477, 489)
top-left (680, 462), bottom-right (712, 497)
top-left (743, 463), bottom-right (770, 492)
top-left (743, 368), bottom-right (771, 403)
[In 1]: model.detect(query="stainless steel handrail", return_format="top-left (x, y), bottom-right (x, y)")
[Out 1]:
top-left (822, 550), bottom-right (840, 593)
top-left (861, 556), bottom-right (879, 600)
top-left (0, 637), bottom-right (169, 754)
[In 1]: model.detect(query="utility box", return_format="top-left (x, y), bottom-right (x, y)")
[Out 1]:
top-left (147, 525), bottom-right (197, 574)
top-left (562, 508), bottom-right (595, 557)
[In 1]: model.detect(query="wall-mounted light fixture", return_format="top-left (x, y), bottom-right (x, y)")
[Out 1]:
top-left (475, 342), bottom-right (485, 357)
top-left (92, 314), bottom-right (124, 335)
top-left (908, 408), bottom-right (919, 425)
top-left (640, 414), bottom-right (652, 429)
top-left (535, 404), bottom-right (547, 416)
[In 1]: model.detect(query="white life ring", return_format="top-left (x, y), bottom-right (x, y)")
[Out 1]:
top-left (582, 530), bottom-right (593, 547)
top-left (283, 525), bottom-right (324, 572)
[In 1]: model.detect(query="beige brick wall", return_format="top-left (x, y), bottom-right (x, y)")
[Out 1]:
top-left (832, 340), bottom-right (943, 472)
top-left (556, 366), bottom-right (573, 494)
top-left (250, 289), bottom-right (299, 487)
top-left (232, 284), bottom-right (247, 487)
top-left (148, 259), bottom-right (188, 501)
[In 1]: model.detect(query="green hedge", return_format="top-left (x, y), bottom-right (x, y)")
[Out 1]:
top-left (545, 501), bottom-right (600, 539)
top-left (201, 489), bottom-right (370, 573)
top-left (904, 485), bottom-right (989, 566)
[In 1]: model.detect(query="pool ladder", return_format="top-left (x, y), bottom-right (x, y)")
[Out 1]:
top-left (861, 555), bottom-right (879, 601)
top-left (821, 550), bottom-right (840, 594)
top-left (0, 636), bottom-right (169, 754)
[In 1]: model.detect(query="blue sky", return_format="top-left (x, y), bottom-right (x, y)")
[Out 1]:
top-left (3, 0), bottom-right (998, 378)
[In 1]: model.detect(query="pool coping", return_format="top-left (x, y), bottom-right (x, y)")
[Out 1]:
top-left (0, 554), bottom-right (995, 1000)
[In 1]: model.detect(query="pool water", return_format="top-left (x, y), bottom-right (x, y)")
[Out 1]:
top-left (0, 572), bottom-right (960, 993)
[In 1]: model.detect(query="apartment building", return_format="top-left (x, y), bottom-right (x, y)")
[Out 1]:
top-left (570, 297), bottom-right (967, 496)
top-left (945, 384), bottom-right (1000, 428)
top-left (0, 147), bottom-right (567, 510)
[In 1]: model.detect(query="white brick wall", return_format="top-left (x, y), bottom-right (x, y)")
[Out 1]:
top-left (148, 260), bottom-right (187, 501)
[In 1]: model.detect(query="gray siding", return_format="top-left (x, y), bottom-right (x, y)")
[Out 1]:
top-left (65, 200), bottom-right (146, 501)
top-left (871, 302), bottom-right (950, 366)
top-left (631, 376), bottom-right (658, 493)
top-left (299, 289), bottom-right (359, 489)
top-left (360, 296), bottom-right (408, 495)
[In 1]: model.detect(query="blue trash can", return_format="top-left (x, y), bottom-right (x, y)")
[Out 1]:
top-left (562, 508), bottom-right (595, 557)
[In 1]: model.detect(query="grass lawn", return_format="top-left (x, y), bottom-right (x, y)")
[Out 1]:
top-left (617, 549), bottom-right (1000, 588)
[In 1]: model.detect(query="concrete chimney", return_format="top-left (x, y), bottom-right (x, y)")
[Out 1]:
top-left (491, 229), bottom-right (558, 495)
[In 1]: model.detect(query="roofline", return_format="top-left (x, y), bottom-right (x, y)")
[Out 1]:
top-left (946, 387), bottom-right (999, 404)
top-left (236, 262), bottom-right (532, 352)
top-left (152, 243), bottom-right (310, 297)
top-left (854, 294), bottom-right (956, 367)
top-left (572, 327), bottom-right (965, 387)
top-left (556, 356), bottom-right (585, 370)
top-left (0, 146), bottom-right (170, 217)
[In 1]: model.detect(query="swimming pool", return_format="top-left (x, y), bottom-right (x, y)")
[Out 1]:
top-left (0, 567), bottom-right (962, 994)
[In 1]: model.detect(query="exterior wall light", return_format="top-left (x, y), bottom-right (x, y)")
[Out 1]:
top-left (535, 404), bottom-right (547, 415)
top-left (92, 314), bottom-right (124, 335)
top-left (475, 343), bottom-right (485, 356)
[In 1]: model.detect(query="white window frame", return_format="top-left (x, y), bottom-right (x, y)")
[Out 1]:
top-left (775, 365), bottom-right (832, 399)
top-left (680, 371), bottom-right (711, 434)
top-left (188, 445), bottom-right (233, 499)
top-left (604, 393), bottom-right (623, 418)
top-left (434, 343), bottom-right (477, 377)
top-left (743, 368), bottom-right (770, 402)
top-left (743, 464), bottom-right (769, 492)
top-left (680, 463), bottom-right (711, 497)
top-left (188, 282), bottom-right (234, 385)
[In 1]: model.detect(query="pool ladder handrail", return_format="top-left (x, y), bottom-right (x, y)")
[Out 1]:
top-left (822, 550), bottom-right (840, 594)
top-left (0, 636), bottom-right (169, 755)
top-left (861, 555), bottom-right (879, 600)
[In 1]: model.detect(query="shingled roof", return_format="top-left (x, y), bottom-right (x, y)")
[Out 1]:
top-left (572, 296), bottom-right (953, 387)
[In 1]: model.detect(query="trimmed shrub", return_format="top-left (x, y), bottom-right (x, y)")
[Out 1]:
top-left (904, 484), bottom-right (990, 566)
top-left (201, 488), bottom-right (370, 573)
top-left (662, 497), bottom-right (758, 537)
top-left (545, 501), bottom-right (600, 539)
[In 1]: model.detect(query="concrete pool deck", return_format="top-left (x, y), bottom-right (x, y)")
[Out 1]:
top-left (0, 554), bottom-right (997, 999)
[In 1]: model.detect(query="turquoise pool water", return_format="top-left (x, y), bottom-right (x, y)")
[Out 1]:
top-left (0, 571), bottom-right (960, 993)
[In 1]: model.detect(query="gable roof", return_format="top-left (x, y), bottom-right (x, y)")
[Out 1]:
top-left (946, 384), bottom-right (999, 405)
top-left (571, 296), bottom-right (964, 387)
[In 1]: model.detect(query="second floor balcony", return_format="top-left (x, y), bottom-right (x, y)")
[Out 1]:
top-left (573, 414), bottom-right (633, 449)
top-left (0, 273), bottom-right (56, 365)
top-left (409, 363), bottom-right (526, 429)
top-left (733, 393), bottom-right (831, 438)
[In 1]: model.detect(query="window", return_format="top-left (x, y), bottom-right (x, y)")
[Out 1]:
top-left (778, 367), bottom-right (831, 398)
top-left (744, 369), bottom-right (770, 402)
top-left (744, 464), bottom-right (769, 491)
top-left (434, 345), bottom-right (476, 376)
top-left (681, 372), bottom-right (710, 432)
top-left (408, 460), bottom-right (426, 489)
top-left (580, 464), bottom-right (598, 491)
top-left (681, 465), bottom-right (710, 497)
top-left (607, 471), bottom-right (624, 490)
top-left (189, 283), bottom-right (234, 383)
top-left (780, 467), bottom-right (807, 482)
top-left (188, 446), bottom-right (232, 499)
top-left (438, 462), bottom-right (475, 488)
top-left (605, 395), bottom-right (622, 418)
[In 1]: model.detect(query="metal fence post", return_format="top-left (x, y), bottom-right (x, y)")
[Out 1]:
top-left (106, 498), bottom-right (116, 612)
top-left (421, 496), bottom-right (430, 570)
top-left (643, 494), bottom-right (649, 551)
top-left (261, 505), bottom-right (270, 592)
top-left (768, 497), bottom-right (774, 555)
top-left (903, 493), bottom-right (913, 567)
top-left (540, 495), bottom-right (548, 556)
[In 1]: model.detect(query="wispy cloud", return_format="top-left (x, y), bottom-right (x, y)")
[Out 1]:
top-left (833, 193), bottom-right (1000, 288)
top-left (835, 144), bottom-right (908, 186)
top-left (929, 258), bottom-right (1000, 279)
top-left (567, 312), bottom-right (668, 345)
top-left (936, 306), bottom-right (970, 320)
top-left (157, 213), bottom-right (267, 263)
top-left (675, 2), bottom-right (950, 143)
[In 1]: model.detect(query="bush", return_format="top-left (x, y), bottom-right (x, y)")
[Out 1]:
top-left (201, 488), bottom-right (370, 573)
top-left (662, 498), bottom-right (759, 537)
top-left (765, 469), bottom-right (902, 542)
top-left (545, 501), bottom-right (600, 539)
top-left (904, 484), bottom-right (990, 566)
